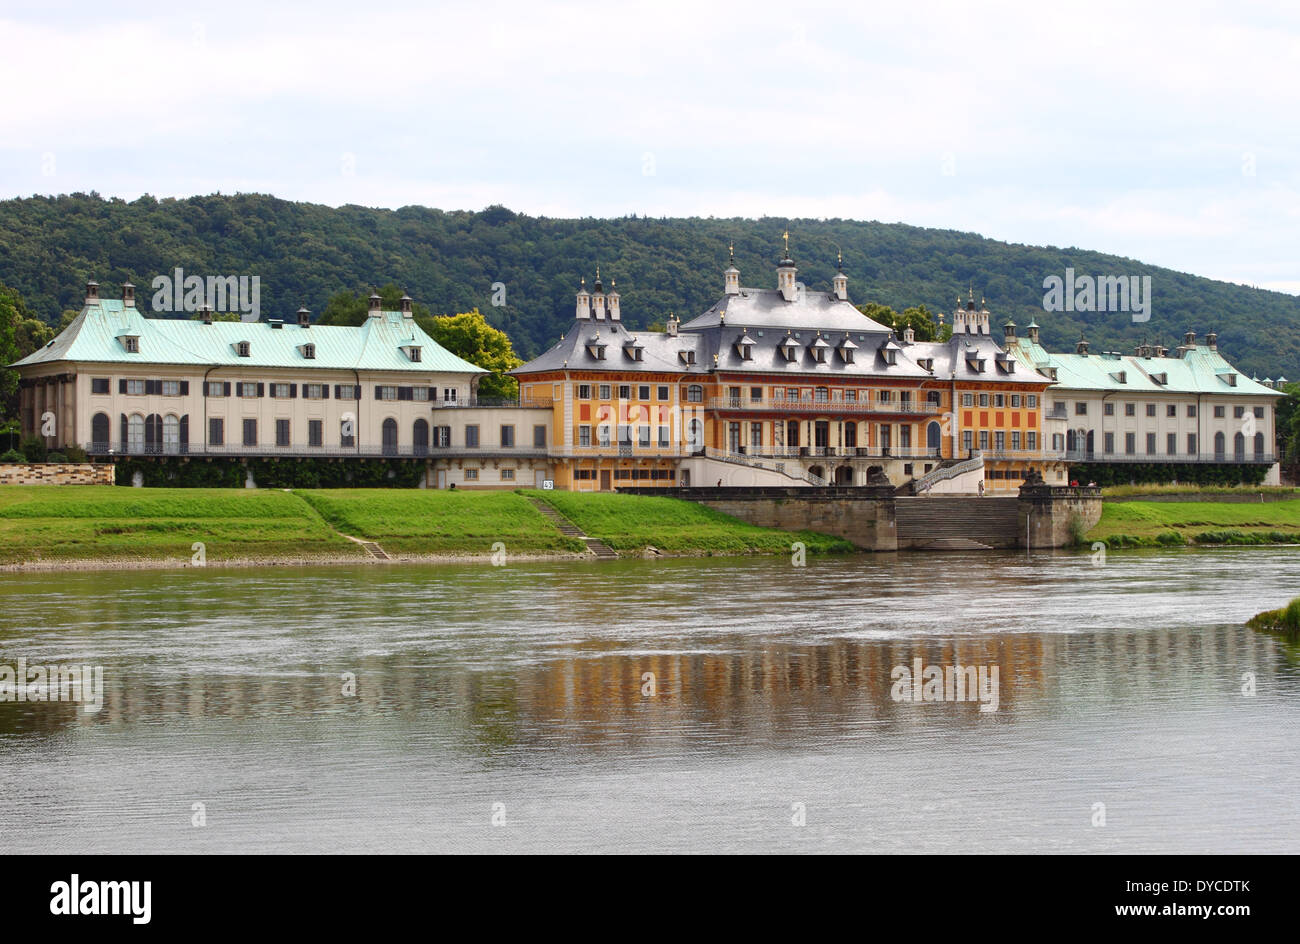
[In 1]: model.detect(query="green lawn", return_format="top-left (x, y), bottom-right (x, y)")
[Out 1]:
top-left (1086, 498), bottom-right (1300, 547)
top-left (0, 486), bottom-right (361, 564)
top-left (523, 489), bottom-right (853, 555)
top-left (293, 489), bottom-right (586, 555)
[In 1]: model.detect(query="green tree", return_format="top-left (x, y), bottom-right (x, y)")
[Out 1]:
top-left (0, 284), bottom-right (32, 418)
top-left (317, 283), bottom-right (430, 326)
top-left (418, 309), bottom-right (523, 400)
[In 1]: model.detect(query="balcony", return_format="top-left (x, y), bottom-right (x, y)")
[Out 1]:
top-left (724, 446), bottom-right (942, 460)
top-left (1063, 450), bottom-right (1277, 464)
top-left (433, 397), bottom-right (553, 410)
top-left (708, 397), bottom-right (943, 415)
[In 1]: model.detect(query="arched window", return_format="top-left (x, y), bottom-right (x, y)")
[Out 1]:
top-left (144, 414), bottom-right (162, 452)
top-left (91, 413), bottom-right (110, 451)
top-left (382, 417), bottom-right (399, 456)
top-left (1234, 432), bottom-right (1245, 460)
top-left (1255, 432), bottom-right (1265, 459)
top-left (1214, 431), bottom-right (1226, 459)
top-left (163, 414), bottom-right (180, 454)
top-left (686, 418), bottom-right (703, 450)
top-left (926, 421), bottom-right (941, 454)
top-left (128, 414), bottom-right (145, 453)
top-left (686, 384), bottom-right (703, 403)
top-left (413, 419), bottom-right (429, 456)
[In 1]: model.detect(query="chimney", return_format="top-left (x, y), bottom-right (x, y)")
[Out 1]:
top-left (85, 280), bottom-right (100, 306)
top-left (607, 279), bottom-right (620, 321)
top-left (777, 245), bottom-right (797, 303)
top-left (201, 304), bottom-right (213, 325)
top-left (575, 277), bottom-right (591, 320)
top-left (724, 243), bottom-right (740, 296)
top-left (1027, 319), bottom-right (1039, 343)
top-left (1184, 330), bottom-right (1196, 346)
top-left (1003, 319), bottom-right (1016, 341)
top-left (666, 313), bottom-right (678, 337)
top-left (400, 293), bottom-right (413, 318)
top-left (297, 306), bottom-right (311, 327)
top-left (1206, 331), bottom-right (1217, 350)
top-left (1076, 334), bottom-right (1089, 356)
top-left (832, 268), bottom-right (848, 302)
top-left (122, 281), bottom-right (136, 307)
top-left (592, 268), bottom-right (606, 320)
top-left (903, 325), bottom-right (915, 344)
top-left (368, 292), bottom-right (382, 318)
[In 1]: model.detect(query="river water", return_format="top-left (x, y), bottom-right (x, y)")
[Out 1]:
top-left (0, 548), bottom-right (1297, 854)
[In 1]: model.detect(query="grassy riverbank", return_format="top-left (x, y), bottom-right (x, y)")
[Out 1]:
top-left (294, 489), bottom-right (587, 555)
top-left (521, 489), bottom-right (854, 555)
top-left (1247, 597), bottom-right (1300, 634)
top-left (0, 485), bottom-right (848, 568)
top-left (1085, 498), bottom-right (1300, 547)
top-left (0, 486), bottom-right (363, 566)
top-left (1102, 484), bottom-right (1299, 499)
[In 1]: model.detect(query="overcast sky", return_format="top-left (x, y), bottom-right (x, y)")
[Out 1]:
top-left (2, 0), bottom-right (1297, 292)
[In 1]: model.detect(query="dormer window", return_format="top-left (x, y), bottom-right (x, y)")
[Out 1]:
top-left (236, 341), bottom-right (251, 357)
top-left (1150, 372), bottom-right (1167, 385)
top-left (837, 337), bottom-right (858, 364)
top-left (679, 350), bottom-right (696, 365)
top-left (1224, 373), bottom-right (1238, 386)
top-left (780, 336), bottom-right (800, 362)
top-left (624, 343), bottom-right (644, 361)
top-left (736, 334), bottom-right (755, 360)
top-left (301, 343), bottom-right (316, 359)
top-left (1110, 370), bottom-right (1127, 383)
top-left (588, 342), bottom-right (607, 360)
top-left (121, 335), bottom-right (139, 353)
top-left (882, 348), bottom-right (898, 365)
top-left (404, 345), bottom-right (422, 362)
top-left (966, 356), bottom-right (985, 373)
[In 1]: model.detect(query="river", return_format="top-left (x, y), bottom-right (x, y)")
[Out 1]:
top-left (1, 547), bottom-right (1297, 854)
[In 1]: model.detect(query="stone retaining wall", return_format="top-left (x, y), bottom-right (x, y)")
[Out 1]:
top-left (0, 463), bottom-right (116, 485)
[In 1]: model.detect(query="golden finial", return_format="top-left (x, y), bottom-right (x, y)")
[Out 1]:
top-left (596, 263), bottom-right (601, 281)
top-left (728, 241), bottom-right (734, 263)
top-left (782, 229), bottom-right (790, 254)
top-left (837, 247), bottom-right (843, 268)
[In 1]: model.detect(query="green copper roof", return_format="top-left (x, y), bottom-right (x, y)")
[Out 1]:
top-left (11, 300), bottom-right (486, 374)
top-left (1009, 336), bottom-right (1280, 397)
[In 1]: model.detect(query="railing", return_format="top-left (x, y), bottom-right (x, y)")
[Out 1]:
top-left (726, 446), bottom-right (942, 460)
top-left (1045, 407), bottom-right (1069, 420)
top-left (702, 447), bottom-right (824, 485)
top-left (433, 397), bottom-right (553, 409)
top-left (1064, 450), bottom-right (1277, 464)
top-left (83, 441), bottom-right (549, 459)
top-left (980, 448), bottom-right (1065, 460)
top-left (913, 454), bottom-right (986, 494)
top-left (707, 397), bottom-right (943, 415)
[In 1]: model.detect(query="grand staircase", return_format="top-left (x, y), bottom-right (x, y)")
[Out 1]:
top-left (894, 496), bottom-right (1022, 549)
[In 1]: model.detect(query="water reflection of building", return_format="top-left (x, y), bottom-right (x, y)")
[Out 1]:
top-left (0, 624), bottom-right (1279, 745)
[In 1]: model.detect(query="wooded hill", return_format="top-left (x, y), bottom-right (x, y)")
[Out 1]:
top-left (2, 192), bottom-right (1296, 379)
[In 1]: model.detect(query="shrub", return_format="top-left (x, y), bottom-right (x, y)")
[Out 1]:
top-left (19, 435), bottom-right (46, 463)
top-left (45, 451), bottom-right (68, 463)
top-left (0, 448), bottom-right (26, 463)
top-left (62, 445), bottom-right (88, 463)
top-left (1155, 530), bottom-right (1186, 546)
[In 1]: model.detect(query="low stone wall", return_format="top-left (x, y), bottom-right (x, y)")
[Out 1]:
top-left (1105, 491), bottom-right (1298, 504)
top-left (1019, 485), bottom-right (1103, 548)
top-left (620, 486), bottom-right (899, 550)
top-left (0, 462), bottom-right (116, 485)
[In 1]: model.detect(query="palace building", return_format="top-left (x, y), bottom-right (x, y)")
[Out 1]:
top-left (1004, 325), bottom-right (1282, 483)
top-left (13, 263), bottom-right (1280, 491)
top-left (12, 282), bottom-right (557, 489)
top-left (513, 245), bottom-right (1060, 491)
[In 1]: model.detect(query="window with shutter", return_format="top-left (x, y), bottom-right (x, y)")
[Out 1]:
top-left (118, 379), bottom-right (127, 394)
